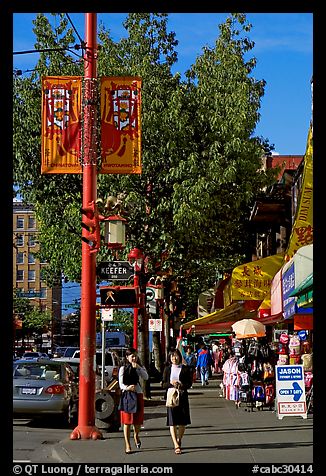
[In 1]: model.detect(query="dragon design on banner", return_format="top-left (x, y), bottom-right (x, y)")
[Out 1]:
top-left (41, 76), bottom-right (82, 174)
top-left (100, 77), bottom-right (142, 174)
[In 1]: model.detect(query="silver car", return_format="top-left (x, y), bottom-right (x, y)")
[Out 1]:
top-left (66, 349), bottom-right (121, 381)
top-left (13, 359), bottom-right (79, 425)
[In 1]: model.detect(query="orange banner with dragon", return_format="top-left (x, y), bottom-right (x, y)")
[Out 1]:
top-left (41, 76), bottom-right (82, 174)
top-left (100, 77), bottom-right (142, 174)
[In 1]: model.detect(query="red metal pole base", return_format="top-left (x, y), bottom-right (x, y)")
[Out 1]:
top-left (70, 425), bottom-right (103, 440)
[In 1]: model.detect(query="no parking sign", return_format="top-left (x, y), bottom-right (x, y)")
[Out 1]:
top-left (275, 364), bottom-right (307, 419)
top-left (148, 318), bottom-right (162, 331)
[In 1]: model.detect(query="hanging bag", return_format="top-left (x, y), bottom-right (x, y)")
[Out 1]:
top-left (118, 391), bottom-right (138, 413)
top-left (166, 387), bottom-right (180, 407)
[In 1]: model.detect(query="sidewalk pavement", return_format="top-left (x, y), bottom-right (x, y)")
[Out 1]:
top-left (46, 375), bottom-right (313, 465)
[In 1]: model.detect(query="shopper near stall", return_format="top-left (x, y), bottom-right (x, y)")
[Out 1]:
top-left (184, 346), bottom-right (197, 385)
top-left (196, 344), bottom-right (214, 386)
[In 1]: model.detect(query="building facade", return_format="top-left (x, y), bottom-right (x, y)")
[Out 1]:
top-left (13, 201), bottom-right (62, 352)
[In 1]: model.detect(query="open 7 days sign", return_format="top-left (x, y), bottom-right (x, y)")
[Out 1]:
top-left (275, 364), bottom-right (307, 419)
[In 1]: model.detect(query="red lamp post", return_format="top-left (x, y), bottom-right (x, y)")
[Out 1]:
top-left (127, 248), bottom-right (144, 350)
top-left (70, 13), bottom-right (101, 440)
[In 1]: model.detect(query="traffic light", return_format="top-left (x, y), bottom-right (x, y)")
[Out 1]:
top-left (81, 201), bottom-right (100, 253)
top-left (99, 286), bottom-right (139, 308)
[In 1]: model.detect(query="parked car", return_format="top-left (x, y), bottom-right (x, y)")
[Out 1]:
top-left (65, 349), bottom-right (121, 381)
top-left (21, 352), bottom-right (51, 361)
top-left (106, 347), bottom-right (128, 363)
top-left (95, 350), bottom-right (121, 382)
top-left (13, 358), bottom-right (79, 425)
top-left (53, 357), bottom-right (102, 390)
top-left (53, 347), bottom-right (79, 358)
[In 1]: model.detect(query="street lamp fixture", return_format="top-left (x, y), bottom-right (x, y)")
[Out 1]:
top-left (104, 215), bottom-right (127, 249)
top-left (127, 247), bottom-right (144, 267)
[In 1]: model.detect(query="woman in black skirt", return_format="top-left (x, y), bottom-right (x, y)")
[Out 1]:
top-left (162, 348), bottom-right (192, 454)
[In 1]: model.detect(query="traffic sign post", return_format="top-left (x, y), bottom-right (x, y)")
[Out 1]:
top-left (275, 364), bottom-right (307, 419)
top-left (97, 261), bottom-right (134, 281)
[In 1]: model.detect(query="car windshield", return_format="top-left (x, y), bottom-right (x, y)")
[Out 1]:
top-left (22, 352), bottom-right (41, 358)
top-left (13, 363), bottom-right (62, 380)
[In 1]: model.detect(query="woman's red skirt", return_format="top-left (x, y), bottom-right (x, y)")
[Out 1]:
top-left (120, 393), bottom-right (145, 425)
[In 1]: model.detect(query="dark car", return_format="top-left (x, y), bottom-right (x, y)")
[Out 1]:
top-left (13, 359), bottom-right (79, 425)
top-left (21, 351), bottom-right (51, 361)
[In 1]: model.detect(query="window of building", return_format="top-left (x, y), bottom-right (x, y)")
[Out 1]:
top-left (28, 253), bottom-right (35, 264)
top-left (16, 269), bottom-right (24, 282)
top-left (28, 270), bottom-right (35, 282)
top-left (40, 287), bottom-right (47, 299)
top-left (28, 235), bottom-right (36, 247)
top-left (16, 234), bottom-right (24, 247)
top-left (28, 216), bottom-right (36, 229)
top-left (16, 252), bottom-right (24, 264)
top-left (16, 217), bottom-right (24, 229)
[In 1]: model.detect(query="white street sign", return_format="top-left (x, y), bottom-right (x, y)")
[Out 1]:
top-left (101, 308), bottom-right (114, 321)
top-left (148, 318), bottom-right (162, 331)
top-left (146, 287), bottom-right (155, 302)
top-left (275, 364), bottom-right (307, 419)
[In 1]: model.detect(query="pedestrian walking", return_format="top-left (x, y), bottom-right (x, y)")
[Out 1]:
top-left (162, 348), bottom-right (192, 455)
top-left (118, 347), bottom-right (149, 454)
top-left (196, 344), bottom-right (214, 386)
top-left (211, 341), bottom-right (220, 374)
top-left (184, 346), bottom-right (197, 385)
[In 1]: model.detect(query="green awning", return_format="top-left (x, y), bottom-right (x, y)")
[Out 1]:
top-left (289, 273), bottom-right (313, 297)
top-left (289, 273), bottom-right (313, 308)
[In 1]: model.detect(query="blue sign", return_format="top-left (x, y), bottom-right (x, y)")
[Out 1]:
top-left (277, 365), bottom-right (303, 381)
top-left (279, 382), bottom-right (303, 401)
top-left (282, 263), bottom-right (296, 318)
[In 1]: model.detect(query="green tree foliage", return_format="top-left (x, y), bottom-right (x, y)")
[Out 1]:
top-left (13, 13), bottom-right (276, 317)
top-left (13, 290), bottom-right (51, 331)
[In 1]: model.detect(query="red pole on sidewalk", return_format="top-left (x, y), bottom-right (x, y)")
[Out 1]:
top-left (133, 270), bottom-right (139, 351)
top-left (70, 13), bottom-right (102, 440)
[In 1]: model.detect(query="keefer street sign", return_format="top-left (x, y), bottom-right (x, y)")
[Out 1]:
top-left (97, 261), bottom-right (134, 281)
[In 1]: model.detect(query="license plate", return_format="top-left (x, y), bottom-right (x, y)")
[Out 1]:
top-left (21, 387), bottom-right (37, 395)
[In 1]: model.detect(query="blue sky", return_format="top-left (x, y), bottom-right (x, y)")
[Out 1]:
top-left (13, 12), bottom-right (313, 314)
top-left (13, 12), bottom-right (313, 155)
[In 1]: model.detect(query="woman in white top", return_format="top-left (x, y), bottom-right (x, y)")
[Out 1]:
top-left (118, 348), bottom-right (148, 454)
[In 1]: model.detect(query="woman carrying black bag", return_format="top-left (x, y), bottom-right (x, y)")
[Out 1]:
top-left (162, 348), bottom-right (192, 455)
top-left (118, 348), bottom-right (149, 454)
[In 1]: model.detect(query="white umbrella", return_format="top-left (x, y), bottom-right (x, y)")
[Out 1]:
top-left (231, 318), bottom-right (266, 339)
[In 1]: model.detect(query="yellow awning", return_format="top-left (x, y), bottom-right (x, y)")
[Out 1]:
top-left (231, 253), bottom-right (283, 301)
top-left (182, 302), bottom-right (246, 330)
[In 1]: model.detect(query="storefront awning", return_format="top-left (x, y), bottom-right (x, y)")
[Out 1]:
top-left (230, 253), bottom-right (284, 301)
top-left (289, 273), bottom-right (313, 308)
top-left (184, 320), bottom-right (237, 336)
top-left (182, 302), bottom-right (245, 330)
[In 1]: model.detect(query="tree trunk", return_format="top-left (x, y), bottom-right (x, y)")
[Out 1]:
top-left (152, 331), bottom-right (162, 372)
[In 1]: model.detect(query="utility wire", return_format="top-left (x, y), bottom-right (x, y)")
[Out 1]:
top-left (65, 13), bottom-right (85, 47)
top-left (13, 45), bottom-right (83, 57)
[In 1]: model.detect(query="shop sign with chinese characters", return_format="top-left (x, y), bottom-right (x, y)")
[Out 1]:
top-left (275, 364), bottom-right (307, 419)
top-left (231, 254), bottom-right (283, 301)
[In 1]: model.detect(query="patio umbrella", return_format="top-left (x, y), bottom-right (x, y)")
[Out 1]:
top-left (231, 319), bottom-right (266, 339)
